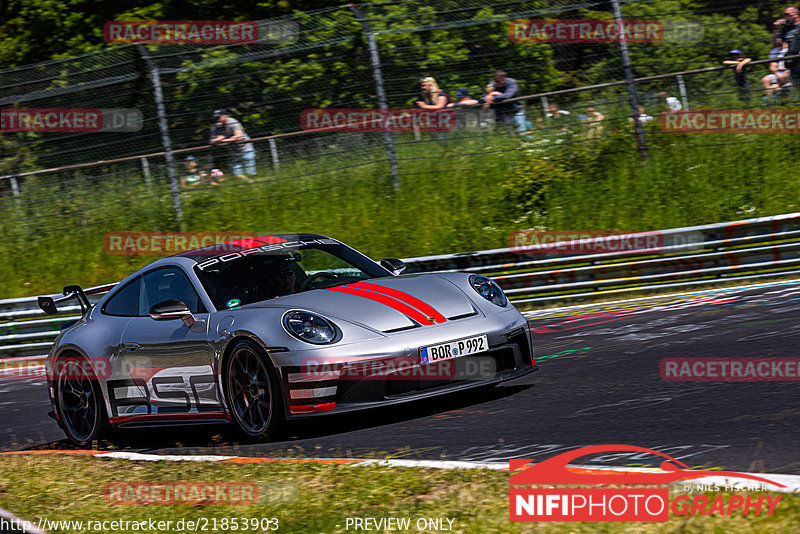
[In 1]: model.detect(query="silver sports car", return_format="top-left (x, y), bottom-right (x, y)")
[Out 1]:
top-left (40, 235), bottom-right (536, 445)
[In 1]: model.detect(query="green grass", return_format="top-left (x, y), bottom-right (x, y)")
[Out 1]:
top-left (0, 455), bottom-right (798, 533)
top-left (4, 108), bottom-right (800, 298)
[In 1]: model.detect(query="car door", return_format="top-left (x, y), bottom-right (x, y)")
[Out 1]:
top-left (115, 266), bottom-right (220, 420)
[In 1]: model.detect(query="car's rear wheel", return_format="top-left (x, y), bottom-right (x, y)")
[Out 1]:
top-left (53, 353), bottom-right (109, 446)
top-left (224, 340), bottom-right (285, 440)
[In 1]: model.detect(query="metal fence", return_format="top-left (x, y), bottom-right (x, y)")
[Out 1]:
top-left (1, 1), bottom-right (796, 359)
top-left (0, 1), bottom-right (787, 212)
top-left (3, 211), bottom-right (800, 360)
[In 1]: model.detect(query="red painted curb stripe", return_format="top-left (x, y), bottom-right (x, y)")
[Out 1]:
top-left (325, 286), bottom-right (432, 325)
top-left (349, 281), bottom-right (447, 324)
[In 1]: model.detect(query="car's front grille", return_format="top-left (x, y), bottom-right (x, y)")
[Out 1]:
top-left (382, 332), bottom-right (527, 398)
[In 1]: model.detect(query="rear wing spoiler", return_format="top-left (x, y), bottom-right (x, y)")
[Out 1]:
top-left (38, 283), bottom-right (116, 315)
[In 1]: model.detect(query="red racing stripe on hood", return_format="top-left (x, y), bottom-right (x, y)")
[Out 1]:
top-left (325, 286), bottom-right (435, 325)
top-left (348, 281), bottom-right (447, 324)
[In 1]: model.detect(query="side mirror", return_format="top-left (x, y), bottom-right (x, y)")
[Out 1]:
top-left (149, 299), bottom-right (196, 327)
top-left (380, 258), bottom-right (407, 276)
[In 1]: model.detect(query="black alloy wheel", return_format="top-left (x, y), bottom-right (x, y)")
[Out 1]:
top-left (224, 340), bottom-right (285, 439)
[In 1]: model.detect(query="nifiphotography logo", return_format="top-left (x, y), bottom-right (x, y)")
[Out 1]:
top-left (509, 444), bottom-right (784, 522)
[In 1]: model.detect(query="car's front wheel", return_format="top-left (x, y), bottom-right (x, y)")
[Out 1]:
top-left (53, 353), bottom-right (109, 446)
top-left (223, 339), bottom-right (285, 440)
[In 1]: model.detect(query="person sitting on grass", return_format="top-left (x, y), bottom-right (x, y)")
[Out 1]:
top-left (181, 155), bottom-right (223, 188)
top-left (761, 39), bottom-right (791, 101)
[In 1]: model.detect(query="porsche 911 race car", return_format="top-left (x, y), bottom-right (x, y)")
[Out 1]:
top-left (40, 235), bottom-right (536, 445)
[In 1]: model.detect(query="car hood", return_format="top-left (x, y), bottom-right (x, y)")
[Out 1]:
top-left (253, 275), bottom-right (479, 333)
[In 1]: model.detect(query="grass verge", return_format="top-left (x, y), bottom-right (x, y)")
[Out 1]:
top-left (0, 455), bottom-right (798, 533)
top-left (4, 119), bottom-right (800, 298)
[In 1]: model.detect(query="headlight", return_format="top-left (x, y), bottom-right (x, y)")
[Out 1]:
top-left (469, 275), bottom-right (508, 307)
top-left (282, 310), bottom-right (338, 344)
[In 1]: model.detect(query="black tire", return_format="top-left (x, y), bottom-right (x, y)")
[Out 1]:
top-left (223, 339), bottom-right (285, 440)
top-left (52, 353), bottom-right (109, 446)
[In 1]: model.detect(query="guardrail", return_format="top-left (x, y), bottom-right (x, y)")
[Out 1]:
top-left (3, 211), bottom-right (800, 360)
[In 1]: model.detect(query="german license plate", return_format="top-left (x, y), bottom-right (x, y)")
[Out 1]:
top-left (420, 335), bottom-right (488, 364)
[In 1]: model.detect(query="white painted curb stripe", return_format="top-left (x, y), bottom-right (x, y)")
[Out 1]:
top-left (361, 459), bottom-right (800, 493)
top-left (0, 506), bottom-right (47, 534)
top-left (356, 459), bottom-right (508, 470)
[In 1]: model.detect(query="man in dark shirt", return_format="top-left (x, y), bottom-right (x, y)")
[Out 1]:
top-left (209, 109), bottom-right (256, 183)
top-left (775, 6), bottom-right (800, 86)
top-left (481, 70), bottom-right (527, 136)
top-left (723, 50), bottom-right (751, 98)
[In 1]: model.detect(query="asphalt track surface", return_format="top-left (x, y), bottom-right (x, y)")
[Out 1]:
top-left (3, 280), bottom-right (799, 474)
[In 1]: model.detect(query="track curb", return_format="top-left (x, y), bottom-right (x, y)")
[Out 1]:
top-left (2, 450), bottom-right (799, 492)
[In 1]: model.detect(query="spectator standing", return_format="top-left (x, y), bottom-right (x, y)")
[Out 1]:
top-left (774, 6), bottom-right (800, 87)
top-left (210, 109), bottom-right (256, 183)
top-left (632, 105), bottom-right (653, 125)
top-left (723, 50), bottom-right (752, 101)
top-left (482, 84), bottom-right (499, 108)
top-left (415, 77), bottom-right (451, 144)
top-left (581, 106), bottom-right (605, 138)
top-left (658, 91), bottom-right (682, 111)
top-left (481, 70), bottom-right (527, 135)
top-left (416, 77), bottom-right (450, 110)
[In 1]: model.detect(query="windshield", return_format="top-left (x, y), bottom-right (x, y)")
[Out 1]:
top-left (193, 240), bottom-right (390, 310)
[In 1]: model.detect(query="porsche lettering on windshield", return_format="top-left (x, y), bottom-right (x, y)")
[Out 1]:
top-left (195, 238), bottom-right (340, 271)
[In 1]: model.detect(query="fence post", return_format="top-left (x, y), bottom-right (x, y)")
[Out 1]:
top-left (136, 44), bottom-right (184, 229)
top-left (677, 74), bottom-right (689, 110)
top-left (612, 0), bottom-right (647, 161)
top-left (141, 157), bottom-right (153, 194)
top-left (269, 138), bottom-right (280, 169)
top-left (9, 175), bottom-right (20, 205)
top-left (349, 4), bottom-right (401, 191)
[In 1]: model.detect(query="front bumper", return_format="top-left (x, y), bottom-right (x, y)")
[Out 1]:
top-left (275, 310), bottom-right (536, 418)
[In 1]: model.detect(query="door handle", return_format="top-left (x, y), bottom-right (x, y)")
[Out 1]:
top-left (124, 343), bottom-right (141, 352)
